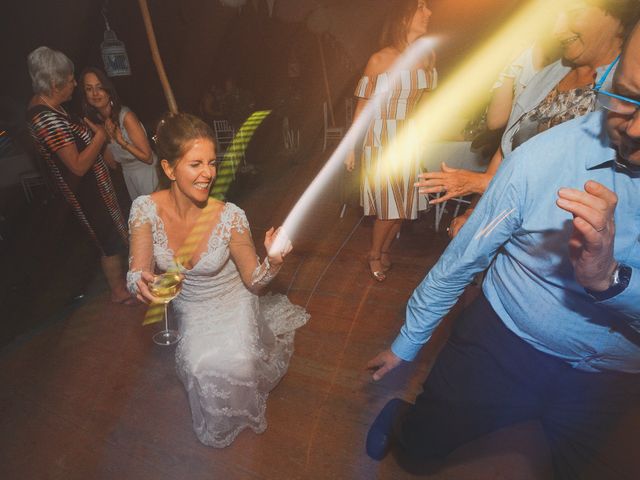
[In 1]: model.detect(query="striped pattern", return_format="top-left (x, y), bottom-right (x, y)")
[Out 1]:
top-left (28, 106), bottom-right (128, 254)
top-left (355, 68), bottom-right (436, 220)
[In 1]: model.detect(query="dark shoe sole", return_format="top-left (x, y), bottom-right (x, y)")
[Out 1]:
top-left (366, 398), bottom-right (411, 461)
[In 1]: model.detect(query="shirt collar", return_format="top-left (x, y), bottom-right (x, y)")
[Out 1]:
top-left (582, 110), bottom-right (617, 170)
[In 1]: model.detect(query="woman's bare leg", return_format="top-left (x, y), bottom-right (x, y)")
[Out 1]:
top-left (369, 219), bottom-right (398, 280)
top-left (380, 220), bottom-right (402, 269)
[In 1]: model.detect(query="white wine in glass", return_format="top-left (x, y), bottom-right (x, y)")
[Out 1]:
top-left (149, 272), bottom-right (183, 345)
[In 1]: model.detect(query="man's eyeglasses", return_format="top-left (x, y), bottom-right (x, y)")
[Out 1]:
top-left (594, 56), bottom-right (640, 116)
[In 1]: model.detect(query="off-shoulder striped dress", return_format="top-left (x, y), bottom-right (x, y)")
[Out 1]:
top-left (27, 105), bottom-right (128, 256)
top-left (354, 68), bottom-right (436, 220)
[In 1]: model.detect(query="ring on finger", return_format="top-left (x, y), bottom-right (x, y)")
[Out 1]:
top-left (595, 225), bottom-right (606, 232)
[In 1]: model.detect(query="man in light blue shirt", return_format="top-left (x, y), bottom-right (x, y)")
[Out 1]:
top-left (365, 22), bottom-right (640, 479)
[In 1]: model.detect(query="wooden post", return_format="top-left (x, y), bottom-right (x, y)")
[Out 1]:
top-left (137, 0), bottom-right (179, 113)
top-left (316, 34), bottom-right (335, 127)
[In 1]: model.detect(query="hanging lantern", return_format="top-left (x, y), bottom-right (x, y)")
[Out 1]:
top-left (100, 2), bottom-right (131, 77)
top-left (101, 29), bottom-right (131, 77)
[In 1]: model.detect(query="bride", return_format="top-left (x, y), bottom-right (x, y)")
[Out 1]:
top-left (127, 112), bottom-right (309, 447)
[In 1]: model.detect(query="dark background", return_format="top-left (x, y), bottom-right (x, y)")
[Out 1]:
top-left (0, 0), bottom-right (522, 346)
top-left (1, 0), bottom-right (521, 125)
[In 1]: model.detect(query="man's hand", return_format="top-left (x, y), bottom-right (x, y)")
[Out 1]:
top-left (366, 349), bottom-right (403, 381)
top-left (556, 181), bottom-right (618, 291)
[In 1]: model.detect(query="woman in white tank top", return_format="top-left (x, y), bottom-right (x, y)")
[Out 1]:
top-left (80, 67), bottom-right (159, 200)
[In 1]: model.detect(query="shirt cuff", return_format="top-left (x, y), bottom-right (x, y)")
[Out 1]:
top-left (390, 334), bottom-right (421, 362)
top-left (595, 266), bottom-right (639, 320)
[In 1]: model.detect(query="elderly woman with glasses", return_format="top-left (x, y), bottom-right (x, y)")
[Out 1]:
top-left (417, 0), bottom-right (640, 237)
top-left (26, 46), bottom-right (132, 304)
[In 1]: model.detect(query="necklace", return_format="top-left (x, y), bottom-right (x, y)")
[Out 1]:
top-left (39, 95), bottom-right (68, 117)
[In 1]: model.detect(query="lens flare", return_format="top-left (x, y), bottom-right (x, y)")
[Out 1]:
top-left (268, 36), bottom-right (439, 255)
top-left (269, 0), bottom-right (566, 255)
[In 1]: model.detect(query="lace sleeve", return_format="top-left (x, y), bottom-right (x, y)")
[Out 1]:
top-left (127, 196), bottom-right (156, 295)
top-left (225, 205), bottom-right (281, 291)
top-left (249, 256), bottom-right (281, 288)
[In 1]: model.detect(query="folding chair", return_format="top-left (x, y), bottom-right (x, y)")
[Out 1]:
top-left (212, 119), bottom-right (235, 153)
top-left (433, 194), bottom-right (471, 233)
top-left (323, 102), bottom-right (345, 152)
top-left (20, 171), bottom-right (49, 203)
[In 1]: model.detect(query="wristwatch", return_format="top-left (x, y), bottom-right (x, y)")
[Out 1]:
top-left (585, 263), bottom-right (632, 301)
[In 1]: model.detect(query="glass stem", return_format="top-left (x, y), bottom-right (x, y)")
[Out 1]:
top-left (164, 303), bottom-right (169, 332)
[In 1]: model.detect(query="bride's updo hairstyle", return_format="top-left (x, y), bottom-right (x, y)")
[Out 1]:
top-left (154, 112), bottom-right (216, 168)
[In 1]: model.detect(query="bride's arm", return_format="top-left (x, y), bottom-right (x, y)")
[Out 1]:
top-left (229, 226), bottom-right (283, 294)
top-left (227, 210), bottom-right (288, 293)
top-left (127, 201), bottom-right (158, 303)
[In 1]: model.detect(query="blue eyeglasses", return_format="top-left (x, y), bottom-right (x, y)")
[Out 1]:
top-left (594, 56), bottom-right (640, 116)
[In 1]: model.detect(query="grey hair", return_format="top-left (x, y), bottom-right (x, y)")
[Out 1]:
top-left (27, 46), bottom-right (75, 96)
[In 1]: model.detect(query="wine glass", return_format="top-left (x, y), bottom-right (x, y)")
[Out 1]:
top-left (149, 272), bottom-right (183, 346)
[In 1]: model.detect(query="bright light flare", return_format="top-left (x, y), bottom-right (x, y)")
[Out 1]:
top-left (269, 0), bottom-right (567, 255)
top-left (268, 37), bottom-right (439, 255)
top-left (378, 0), bottom-right (565, 177)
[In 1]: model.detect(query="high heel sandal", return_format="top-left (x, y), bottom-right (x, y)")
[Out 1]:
top-left (368, 256), bottom-right (387, 282)
top-left (380, 251), bottom-right (392, 272)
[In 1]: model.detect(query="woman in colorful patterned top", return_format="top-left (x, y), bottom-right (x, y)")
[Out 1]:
top-left (26, 46), bottom-right (132, 304)
top-left (344, 0), bottom-right (436, 282)
top-left (417, 0), bottom-right (639, 237)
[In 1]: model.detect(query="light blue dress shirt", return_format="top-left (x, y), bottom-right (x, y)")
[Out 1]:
top-left (393, 111), bottom-right (640, 373)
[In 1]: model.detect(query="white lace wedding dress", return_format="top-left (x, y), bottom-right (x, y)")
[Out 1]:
top-left (127, 195), bottom-right (309, 447)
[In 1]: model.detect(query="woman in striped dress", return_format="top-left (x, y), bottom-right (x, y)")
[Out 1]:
top-left (345, 0), bottom-right (436, 281)
top-left (26, 47), bottom-right (132, 304)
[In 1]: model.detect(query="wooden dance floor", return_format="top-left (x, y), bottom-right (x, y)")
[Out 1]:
top-left (1, 151), bottom-right (555, 479)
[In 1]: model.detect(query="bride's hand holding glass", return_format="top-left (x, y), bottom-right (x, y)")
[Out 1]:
top-left (134, 271), bottom-right (160, 304)
top-left (135, 271), bottom-right (183, 304)
top-left (139, 271), bottom-right (184, 346)
top-left (264, 226), bottom-right (292, 265)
